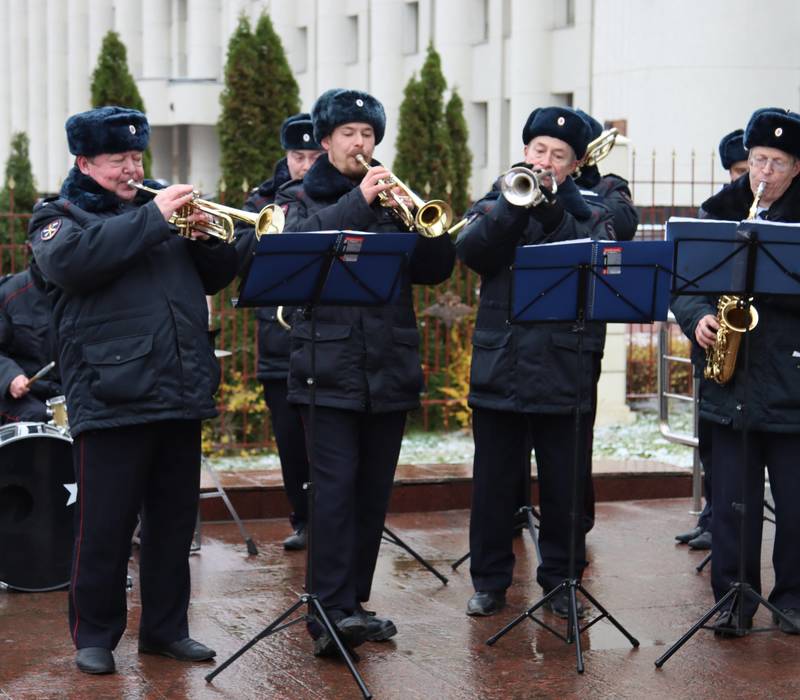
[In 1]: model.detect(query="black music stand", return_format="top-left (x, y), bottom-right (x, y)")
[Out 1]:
top-left (205, 231), bottom-right (417, 699)
top-left (655, 218), bottom-right (800, 667)
top-left (487, 239), bottom-right (673, 673)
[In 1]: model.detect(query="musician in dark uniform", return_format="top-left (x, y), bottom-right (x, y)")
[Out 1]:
top-left (28, 106), bottom-right (238, 673)
top-left (673, 129), bottom-right (750, 552)
top-left (457, 106), bottom-right (613, 618)
top-left (671, 107), bottom-right (800, 635)
top-left (275, 88), bottom-right (456, 656)
top-left (235, 113), bottom-right (323, 550)
top-left (0, 258), bottom-right (61, 423)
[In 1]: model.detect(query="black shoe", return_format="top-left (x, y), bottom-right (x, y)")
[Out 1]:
top-left (283, 526), bottom-right (307, 551)
top-left (675, 525), bottom-right (704, 544)
top-left (772, 608), bottom-right (800, 634)
top-left (356, 606), bottom-right (398, 641)
top-left (710, 609), bottom-right (752, 637)
top-left (312, 612), bottom-right (368, 657)
top-left (138, 637), bottom-right (216, 661)
top-left (76, 647), bottom-right (115, 675)
top-left (688, 530), bottom-right (712, 550)
top-left (547, 590), bottom-right (586, 619)
top-left (466, 591), bottom-right (506, 617)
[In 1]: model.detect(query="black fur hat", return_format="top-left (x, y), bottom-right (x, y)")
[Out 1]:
top-left (66, 106), bottom-right (150, 156)
top-left (744, 108), bottom-right (800, 159)
top-left (718, 129), bottom-right (747, 169)
top-left (311, 89), bottom-right (386, 145)
top-left (576, 109), bottom-right (603, 141)
top-left (522, 107), bottom-right (592, 160)
top-left (280, 112), bottom-right (322, 151)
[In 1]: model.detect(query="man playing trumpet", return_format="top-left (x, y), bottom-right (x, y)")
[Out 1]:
top-left (275, 88), bottom-right (455, 656)
top-left (27, 106), bottom-right (238, 674)
top-left (456, 106), bottom-right (613, 619)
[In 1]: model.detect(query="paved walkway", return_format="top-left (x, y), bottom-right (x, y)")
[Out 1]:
top-left (2, 499), bottom-right (797, 699)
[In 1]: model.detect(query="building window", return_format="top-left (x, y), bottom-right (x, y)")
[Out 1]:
top-left (472, 0), bottom-right (489, 44)
top-left (502, 0), bottom-right (511, 38)
top-left (175, 0), bottom-right (188, 78)
top-left (472, 101), bottom-right (488, 168)
top-left (554, 0), bottom-right (575, 28)
top-left (403, 1), bottom-right (419, 55)
top-left (552, 92), bottom-right (574, 108)
top-left (344, 15), bottom-right (359, 64)
top-left (294, 26), bottom-right (308, 73)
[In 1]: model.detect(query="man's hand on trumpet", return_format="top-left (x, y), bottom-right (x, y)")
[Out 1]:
top-left (358, 165), bottom-right (396, 205)
top-left (152, 184), bottom-right (212, 240)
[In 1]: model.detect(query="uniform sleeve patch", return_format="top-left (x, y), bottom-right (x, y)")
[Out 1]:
top-left (40, 219), bottom-right (62, 241)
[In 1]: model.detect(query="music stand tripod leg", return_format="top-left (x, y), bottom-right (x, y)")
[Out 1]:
top-left (202, 457), bottom-right (259, 555)
top-left (381, 526), bottom-right (448, 585)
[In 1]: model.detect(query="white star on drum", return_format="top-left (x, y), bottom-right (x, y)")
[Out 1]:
top-left (64, 482), bottom-right (78, 506)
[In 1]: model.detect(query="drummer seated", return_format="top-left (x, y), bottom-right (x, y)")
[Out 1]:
top-left (0, 261), bottom-right (62, 424)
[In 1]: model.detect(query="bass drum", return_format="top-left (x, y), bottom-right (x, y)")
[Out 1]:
top-left (0, 422), bottom-right (74, 592)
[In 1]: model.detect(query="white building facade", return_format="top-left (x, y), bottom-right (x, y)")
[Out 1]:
top-left (3, 0), bottom-right (800, 196)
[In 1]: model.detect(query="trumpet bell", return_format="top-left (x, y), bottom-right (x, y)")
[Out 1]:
top-left (582, 128), bottom-right (619, 168)
top-left (254, 204), bottom-right (286, 240)
top-left (500, 167), bottom-right (555, 208)
top-left (415, 199), bottom-right (453, 238)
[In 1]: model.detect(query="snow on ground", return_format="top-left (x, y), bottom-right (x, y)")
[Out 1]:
top-left (208, 407), bottom-right (696, 471)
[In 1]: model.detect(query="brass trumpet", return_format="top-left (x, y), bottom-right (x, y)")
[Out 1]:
top-left (127, 180), bottom-right (285, 243)
top-left (500, 166), bottom-right (558, 207)
top-left (355, 155), bottom-right (453, 237)
top-left (581, 127), bottom-right (619, 169)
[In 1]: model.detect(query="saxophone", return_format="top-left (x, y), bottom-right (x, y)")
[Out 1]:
top-left (703, 181), bottom-right (765, 384)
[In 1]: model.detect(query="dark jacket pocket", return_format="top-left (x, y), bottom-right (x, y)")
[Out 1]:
top-left (290, 322), bottom-right (361, 396)
top-left (470, 329), bottom-right (514, 399)
top-left (83, 334), bottom-right (157, 404)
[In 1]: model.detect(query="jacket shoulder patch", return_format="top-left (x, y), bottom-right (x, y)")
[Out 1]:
top-left (40, 219), bottom-right (62, 241)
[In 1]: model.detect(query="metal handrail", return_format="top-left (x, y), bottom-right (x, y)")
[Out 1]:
top-left (657, 312), bottom-right (702, 513)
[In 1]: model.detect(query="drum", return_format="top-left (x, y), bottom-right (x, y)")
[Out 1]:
top-left (45, 395), bottom-right (69, 433)
top-left (0, 422), bottom-right (74, 592)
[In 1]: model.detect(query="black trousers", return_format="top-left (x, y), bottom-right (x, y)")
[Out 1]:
top-left (299, 405), bottom-right (406, 613)
top-left (0, 394), bottom-right (49, 424)
top-left (710, 423), bottom-right (800, 616)
top-left (470, 407), bottom-right (591, 594)
top-left (69, 420), bottom-right (201, 650)
top-left (696, 417), bottom-right (713, 531)
top-left (262, 379), bottom-right (309, 529)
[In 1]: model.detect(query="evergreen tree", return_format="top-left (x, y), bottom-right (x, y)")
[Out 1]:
top-left (218, 16), bottom-right (262, 208)
top-left (445, 89), bottom-right (472, 216)
top-left (218, 13), bottom-right (301, 208)
top-left (253, 13), bottom-right (300, 175)
top-left (90, 30), bottom-right (152, 176)
top-left (0, 132), bottom-right (38, 243)
top-left (393, 44), bottom-right (451, 201)
top-left (393, 75), bottom-right (425, 188)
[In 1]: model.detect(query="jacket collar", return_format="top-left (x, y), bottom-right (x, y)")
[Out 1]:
top-left (59, 166), bottom-right (163, 213)
top-left (703, 172), bottom-right (800, 221)
top-left (302, 154), bottom-right (367, 200)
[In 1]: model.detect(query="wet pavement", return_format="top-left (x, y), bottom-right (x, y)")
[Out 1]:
top-left (2, 499), bottom-right (799, 699)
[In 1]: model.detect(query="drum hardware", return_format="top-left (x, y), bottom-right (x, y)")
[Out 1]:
top-left (45, 395), bottom-right (69, 434)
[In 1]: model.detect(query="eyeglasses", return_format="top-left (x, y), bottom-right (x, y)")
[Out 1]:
top-left (748, 154), bottom-right (795, 173)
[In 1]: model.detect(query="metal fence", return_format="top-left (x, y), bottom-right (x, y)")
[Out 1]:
top-left (1, 148), bottom-right (722, 450)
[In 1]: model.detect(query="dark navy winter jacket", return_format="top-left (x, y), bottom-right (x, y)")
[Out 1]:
top-left (27, 167), bottom-right (238, 436)
top-left (273, 155), bottom-right (456, 412)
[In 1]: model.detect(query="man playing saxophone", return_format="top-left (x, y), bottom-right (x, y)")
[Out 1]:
top-left (671, 107), bottom-right (800, 636)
